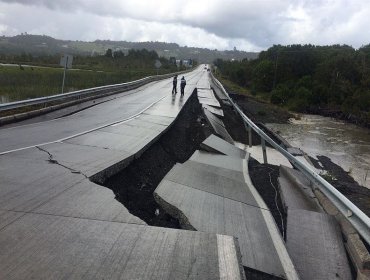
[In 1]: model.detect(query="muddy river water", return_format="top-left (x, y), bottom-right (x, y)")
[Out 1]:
top-left (266, 114), bottom-right (370, 189)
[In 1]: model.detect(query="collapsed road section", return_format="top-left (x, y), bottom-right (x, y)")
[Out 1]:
top-left (0, 68), bottom-right (363, 279)
top-left (0, 69), bottom-right (247, 279)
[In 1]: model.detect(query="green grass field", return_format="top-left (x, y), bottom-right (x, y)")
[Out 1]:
top-left (0, 65), bottom-right (159, 103)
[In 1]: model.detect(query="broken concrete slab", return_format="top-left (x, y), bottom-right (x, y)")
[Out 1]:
top-left (155, 179), bottom-right (286, 277)
top-left (183, 160), bottom-right (245, 182)
top-left (278, 165), bottom-right (322, 212)
top-left (156, 151), bottom-right (300, 279)
top-left (197, 88), bottom-right (215, 99)
top-left (202, 111), bottom-right (234, 144)
top-left (0, 146), bottom-right (143, 226)
top-left (189, 150), bottom-right (244, 172)
top-left (209, 80), bottom-right (229, 100)
top-left (34, 179), bottom-right (145, 225)
top-left (203, 104), bottom-right (224, 117)
top-left (198, 96), bottom-right (221, 108)
top-left (165, 163), bottom-right (258, 206)
top-left (0, 213), bottom-right (246, 280)
top-left (278, 176), bottom-right (322, 213)
top-left (280, 165), bottom-right (312, 187)
top-left (201, 134), bottom-right (245, 158)
top-left (203, 107), bottom-right (225, 127)
top-left (245, 145), bottom-right (293, 167)
top-left (287, 209), bottom-right (351, 280)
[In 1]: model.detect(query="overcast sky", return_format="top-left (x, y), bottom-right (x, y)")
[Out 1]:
top-left (0, 0), bottom-right (369, 51)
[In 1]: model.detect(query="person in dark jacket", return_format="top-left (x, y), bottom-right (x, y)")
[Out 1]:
top-left (180, 76), bottom-right (186, 96)
top-left (172, 75), bottom-right (177, 94)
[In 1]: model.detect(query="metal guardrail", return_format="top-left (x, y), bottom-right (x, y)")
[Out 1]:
top-left (210, 72), bottom-right (370, 245)
top-left (0, 71), bottom-right (188, 112)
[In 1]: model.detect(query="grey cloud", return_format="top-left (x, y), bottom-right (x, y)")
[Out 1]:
top-left (1, 0), bottom-right (369, 50)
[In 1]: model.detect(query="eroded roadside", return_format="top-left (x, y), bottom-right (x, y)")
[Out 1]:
top-left (223, 90), bottom-right (370, 222)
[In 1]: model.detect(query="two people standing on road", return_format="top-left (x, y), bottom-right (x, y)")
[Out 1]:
top-left (172, 75), bottom-right (177, 94)
top-left (172, 75), bottom-right (186, 96)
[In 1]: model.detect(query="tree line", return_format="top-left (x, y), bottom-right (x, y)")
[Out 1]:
top-left (214, 44), bottom-right (370, 126)
top-left (0, 48), bottom-right (180, 73)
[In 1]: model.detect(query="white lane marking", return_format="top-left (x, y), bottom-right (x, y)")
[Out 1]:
top-left (111, 115), bottom-right (141, 127)
top-left (0, 95), bottom-right (168, 156)
top-left (217, 235), bottom-right (244, 280)
top-left (242, 157), bottom-right (300, 280)
top-left (0, 76), bottom-right (175, 131)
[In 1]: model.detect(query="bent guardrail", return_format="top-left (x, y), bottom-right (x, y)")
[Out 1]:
top-left (210, 72), bottom-right (370, 246)
top-left (0, 70), bottom-right (189, 112)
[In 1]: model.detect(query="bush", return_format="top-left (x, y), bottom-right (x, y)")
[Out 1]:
top-left (270, 83), bottom-right (291, 105)
top-left (287, 87), bottom-right (312, 112)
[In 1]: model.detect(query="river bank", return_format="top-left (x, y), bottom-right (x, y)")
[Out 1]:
top-left (305, 107), bottom-right (370, 129)
top-left (225, 91), bottom-right (370, 218)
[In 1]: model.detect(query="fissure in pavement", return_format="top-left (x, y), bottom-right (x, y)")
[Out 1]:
top-left (36, 146), bottom-right (89, 179)
top-left (99, 91), bottom-right (212, 228)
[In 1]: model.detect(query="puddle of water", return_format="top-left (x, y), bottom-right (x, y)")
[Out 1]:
top-left (267, 114), bottom-right (370, 189)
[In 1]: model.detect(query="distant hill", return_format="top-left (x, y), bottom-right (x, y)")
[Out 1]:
top-left (0, 34), bottom-right (259, 63)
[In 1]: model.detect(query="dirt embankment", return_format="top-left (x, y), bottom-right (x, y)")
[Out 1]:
top-left (229, 93), bottom-right (292, 124)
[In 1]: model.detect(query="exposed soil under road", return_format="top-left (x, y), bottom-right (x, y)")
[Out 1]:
top-left (104, 91), bottom-right (212, 228)
top-left (248, 158), bottom-right (287, 238)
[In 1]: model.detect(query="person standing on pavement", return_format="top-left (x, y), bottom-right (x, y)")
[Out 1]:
top-left (172, 75), bottom-right (178, 94)
top-left (180, 76), bottom-right (186, 96)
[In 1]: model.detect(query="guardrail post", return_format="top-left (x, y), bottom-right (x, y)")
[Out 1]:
top-left (261, 138), bottom-right (267, 164)
top-left (244, 122), bottom-right (252, 148)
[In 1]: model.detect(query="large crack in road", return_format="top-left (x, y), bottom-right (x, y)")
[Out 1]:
top-left (97, 91), bottom-right (212, 228)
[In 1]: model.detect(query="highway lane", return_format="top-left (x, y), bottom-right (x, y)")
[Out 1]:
top-left (0, 68), bottom-right (205, 154)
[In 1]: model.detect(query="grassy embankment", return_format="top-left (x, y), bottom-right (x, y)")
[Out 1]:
top-left (215, 73), bottom-right (293, 123)
top-left (0, 65), bottom-right (160, 103)
top-left (215, 74), bottom-right (273, 101)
